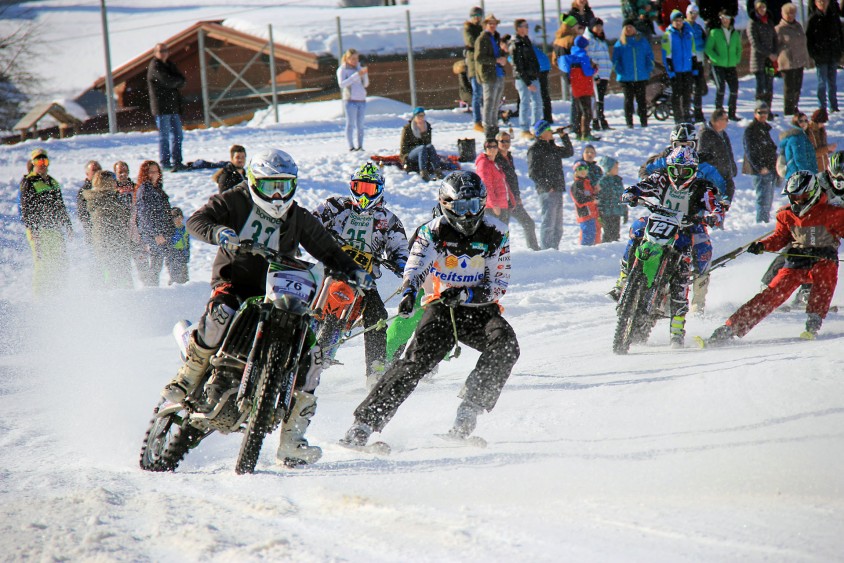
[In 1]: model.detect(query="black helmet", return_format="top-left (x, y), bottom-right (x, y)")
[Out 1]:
top-left (438, 171), bottom-right (487, 236)
top-left (782, 170), bottom-right (821, 217)
top-left (670, 122), bottom-right (697, 149)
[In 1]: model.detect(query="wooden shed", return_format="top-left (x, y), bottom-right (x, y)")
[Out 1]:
top-left (13, 102), bottom-right (83, 141)
top-left (85, 20), bottom-right (337, 132)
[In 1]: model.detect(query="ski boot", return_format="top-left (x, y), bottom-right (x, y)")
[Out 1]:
top-left (162, 335), bottom-right (215, 403)
top-left (339, 421), bottom-right (374, 448)
top-left (707, 324), bottom-right (736, 347)
top-left (669, 315), bottom-right (686, 349)
top-left (447, 399), bottom-right (484, 439)
top-left (800, 313), bottom-right (822, 340)
top-left (791, 285), bottom-right (811, 309)
top-left (276, 391), bottom-right (323, 466)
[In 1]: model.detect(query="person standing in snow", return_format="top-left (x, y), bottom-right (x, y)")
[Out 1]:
top-left (340, 170), bottom-right (518, 448)
top-left (527, 120), bottom-right (575, 250)
top-left (337, 48), bottom-right (369, 152)
top-left (495, 130), bottom-right (540, 250)
top-left (82, 170), bottom-right (133, 289)
top-left (662, 9), bottom-right (698, 124)
top-left (19, 148), bottom-right (73, 295)
top-left (76, 160), bottom-right (102, 245)
top-left (135, 160), bottom-right (174, 286)
top-left (463, 6), bottom-right (485, 133)
top-left (706, 171), bottom-right (844, 344)
top-left (474, 13), bottom-right (508, 139)
top-left (147, 42), bottom-right (186, 171)
top-left (509, 18), bottom-right (543, 141)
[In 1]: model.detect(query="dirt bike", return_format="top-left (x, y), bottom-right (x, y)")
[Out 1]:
top-left (139, 240), bottom-right (363, 474)
top-left (613, 199), bottom-right (691, 355)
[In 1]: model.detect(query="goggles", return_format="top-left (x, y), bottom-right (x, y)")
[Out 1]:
top-left (789, 191), bottom-right (813, 203)
top-left (671, 140), bottom-right (696, 150)
top-left (351, 180), bottom-right (381, 197)
top-left (32, 156), bottom-right (49, 165)
top-left (667, 165), bottom-right (695, 180)
top-left (255, 176), bottom-right (296, 200)
top-left (443, 197), bottom-right (484, 217)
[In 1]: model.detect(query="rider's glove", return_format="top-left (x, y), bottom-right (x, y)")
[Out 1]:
top-left (215, 227), bottom-right (239, 251)
top-left (351, 269), bottom-right (375, 291)
top-left (747, 241), bottom-right (765, 255)
top-left (621, 192), bottom-right (639, 207)
top-left (398, 288), bottom-right (416, 318)
top-left (703, 214), bottom-right (721, 227)
top-left (440, 287), bottom-right (472, 307)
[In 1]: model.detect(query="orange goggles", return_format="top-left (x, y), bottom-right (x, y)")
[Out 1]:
top-left (351, 180), bottom-right (380, 197)
top-left (32, 156), bottom-right (49, 165)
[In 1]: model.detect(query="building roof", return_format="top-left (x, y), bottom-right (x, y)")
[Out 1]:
top-left (90, 20), bottom-right (320, 90)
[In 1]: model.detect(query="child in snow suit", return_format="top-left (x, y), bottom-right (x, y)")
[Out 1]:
top-left (581, 144), bottom-right (604, 185)
top-left (168, 207), bottom-right (190, 285)
top-left (707, 171), bottom-right (844, 343)
top-left (571, 160), bottom-right (602, 245)
top-left (341, 171), bottom-right (518, 448)
top-left (312, 162), bottom-right (409, 389)
top-left (558, 35), bottom-right (600, 141)
top-left (596, 156), bottom-right (627, 242)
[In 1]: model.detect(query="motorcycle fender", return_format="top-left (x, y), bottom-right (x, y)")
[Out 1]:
top-left (636, 242), bottom-right (665, 288)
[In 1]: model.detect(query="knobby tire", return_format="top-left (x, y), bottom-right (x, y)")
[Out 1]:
top-left (139, 409), bottom-right (205, 472)
top-left (613, 270), bottom-right (646, 355)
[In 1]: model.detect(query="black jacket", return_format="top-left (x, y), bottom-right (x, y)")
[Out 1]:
top-left (509, 34), bottom-right (540, 85)
top-left (742, 119), bottom-right (778, 174)
top-left (136, 180), bottom-right (174, 247)
top-left (495, 152), bottom-right (522, 201)
top-left (806, 7), bottom-right (844, 64)
top-left (19, 173), bottom-right (72, 232)
top-left (147, 57), bottom-right (185, 116)
top-left (76, 180), bottom-right (93, 243)
top-left (698, 123), bottom-right (737, 180)
top-left (527, 135), bottom-right (575, 193)
top-left (216, 163), bottom-right (247, 194)
top-left (187, 186), bottom-right (359, 298)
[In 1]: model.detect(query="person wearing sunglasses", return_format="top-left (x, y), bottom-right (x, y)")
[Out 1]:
top-left (161, 149), bottom-right (373, 467)
top-left (614, 146), bottom-right (723, 348)
top-left (19, 148), bottom-right (73, 295)
top-left (312, 162), bottom-right (409, 391)
top-left (341, 171), bottom-right (518, 449)
top-left (475, 139), bottom-right (515, 225)
top-left (778, 112), bottom-right (818, 181)
top-left (706, 170), bottom-right (844, 345)
top-left (743, 100), bottom-right (780, 223)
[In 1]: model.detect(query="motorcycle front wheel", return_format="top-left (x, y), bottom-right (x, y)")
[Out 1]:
top-left (613, 269), bottom-right (646, 355)
top-left (139, 403), bottom-right (206, 472)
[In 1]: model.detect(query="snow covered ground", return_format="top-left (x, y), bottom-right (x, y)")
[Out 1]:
top-left (1, 3), bottom-right (844, 561)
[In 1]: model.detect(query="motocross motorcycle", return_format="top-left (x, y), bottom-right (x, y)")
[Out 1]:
top-left (139, 240), bottom-right (364, 474)
top-left (613, 199), bottom-right (690, 355)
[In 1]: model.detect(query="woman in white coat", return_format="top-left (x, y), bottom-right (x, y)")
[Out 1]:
top-left (337, 48), bottom-right (370, 151)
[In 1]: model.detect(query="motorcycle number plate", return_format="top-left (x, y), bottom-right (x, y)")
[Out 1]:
top-left (342, 244), bottom-right (374, 273)
top-left (645, 212), bottom-right (681, 242)
top-left (267, 268), bottom-right (318, 303)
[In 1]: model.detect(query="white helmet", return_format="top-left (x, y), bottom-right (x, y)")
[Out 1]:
top-left (246, 149), bottom-right (298, 219)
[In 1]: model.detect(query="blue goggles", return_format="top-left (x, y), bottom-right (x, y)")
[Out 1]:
top-left (443, 197), bottom-right (484, 216)
top-left (256, 176), bottom-right (296, 200)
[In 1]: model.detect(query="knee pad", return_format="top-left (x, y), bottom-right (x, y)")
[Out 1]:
top-left (197, 302), bottom-right (237, 349)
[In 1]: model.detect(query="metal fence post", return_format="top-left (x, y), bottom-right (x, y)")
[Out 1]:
top-left (541, 0), bottom-right (549, 55)
top-left (406, 10), bottom-right (417, 108)
top-left (268, 24), bottom-right (279, 124)
top-left (336, 16), bottom-right (343, 61)
top-left (198, 28), bottom-right (211, 128)
top-left (99, 0), bottom-right (117, 134)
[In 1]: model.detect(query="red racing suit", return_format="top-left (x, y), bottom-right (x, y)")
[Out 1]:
top-left (726, 194), bottom-right (844, 337)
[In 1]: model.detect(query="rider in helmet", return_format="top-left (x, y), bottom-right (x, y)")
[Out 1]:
top-left (707, 170), bottom-right (844, 343)
top-left (613, 146), bottom-right (723, 348)
top-left (312, 162), bottom-right (409, 389)
top-left (817, 150), bottom-right (844, 206)
top-left (340, 170), bottom-right (519, 449)
top-left (160, 148), bottom-right (373, 466)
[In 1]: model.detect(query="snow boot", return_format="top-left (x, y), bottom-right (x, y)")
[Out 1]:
top-left (340, 420), bottom-right (374, 447)
top-left (276, 391), bottom-right (322, 466)
top-left (669, 315), bottom-right (686, 349)
top-left (800, 313), bottom-right (823, 340)
top-left (600, 118), bottom-right (611, 130)
top-left (591, 119), bottom-right (600, 132)
top-left (162, 335), bottom-right (215, 403)
top-left (448, 399), bottom-right (484, 439)
top-left (473, 122), bottom-right (484, 133)
top-left (708, 324), bottom-right (735, 346)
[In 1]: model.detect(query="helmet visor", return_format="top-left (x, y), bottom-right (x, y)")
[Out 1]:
top-left (831, 172), bottom-right (844, 189)
top-left (789, 191), bottom-right (813, 204)
top-left (256, 176), bottom-right (296, 200)
top-left (668, 165), bottom-right (695, 181)
top-left (443, 197), bottom-right (484, 217)
top-left (351, 180), bottom-right (381, 197)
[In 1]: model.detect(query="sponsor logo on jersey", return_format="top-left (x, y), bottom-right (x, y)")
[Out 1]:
top-left (471, 242), bottom-right (488, 252)
top-left (445, 255), bottom-right (458, 269)
top-left (469, 255), bottom-right (485, 269)
top-left (434, 270), bottom-right (485, 283)
top-left (375, 219), bottom-right (389, 231)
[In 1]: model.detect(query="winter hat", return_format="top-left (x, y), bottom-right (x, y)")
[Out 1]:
top-left (592, 18), bottom-right (604, 27)
top-left (482, 13), bottom-right (500, 24)
top-left (670, 9), bottom-right (684, 21)
top-left (755, 100), bottom-right (770, 111)
top-left (573, 159), bottom-right (590, 172)
top-left (31, 148), bottom-right (48, 160)
top-left (812, 108), bottom-right (829, 124)
top-left (469, 6), bottom-right (483, 18)
top-left (533, 119), bottom-right (552, 137)
top-left (574, 35), bottom-right (589, 49)
top-left (597, 155), bottom-right (618, 173)
top-left (412, 106), bottom-right (425, 117)
top-left (561, 15), bottom-right (578, 27)
top-left (686, 4), bottom-right (699, 16)
top-left (622, 18), bottom-right (636, 28)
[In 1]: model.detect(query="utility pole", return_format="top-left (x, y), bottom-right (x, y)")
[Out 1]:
top-left (99, 0), bottom-right (117, 134)
top-left (406, 10), bottom-right (417, 109)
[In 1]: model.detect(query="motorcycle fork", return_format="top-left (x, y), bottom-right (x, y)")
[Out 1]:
top-left (237, 305), bottom-right (273, 408)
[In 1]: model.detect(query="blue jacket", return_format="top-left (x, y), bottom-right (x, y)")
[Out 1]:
top-left (534, 46), bottom-right (551, 73)
top-left (661, 21), bottom-right (697, 75)
top-left (612, 33), bottom-right (654, 82)
top-left (558, 42), bottom-right (595, 77)
top-left (779, 127), bottom-right (819, 179)
top-left (688, 20), bottom-right (706, 53)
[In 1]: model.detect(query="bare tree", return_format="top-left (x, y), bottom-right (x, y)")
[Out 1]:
top-left (0, 1), bottom-right (39, 131)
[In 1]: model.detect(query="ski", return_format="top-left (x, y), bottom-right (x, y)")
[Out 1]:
top-left (693, 335), bottom-right (707, 349)
top-left (434, 433), bottom-right (488, 448)
top-left (336, 440), bottom-right (391, 456)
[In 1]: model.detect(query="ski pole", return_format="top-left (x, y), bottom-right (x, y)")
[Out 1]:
top-left (381, 283), bottom-right (403, 305)
top-left (446, 306), bottom-right (462, 360)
